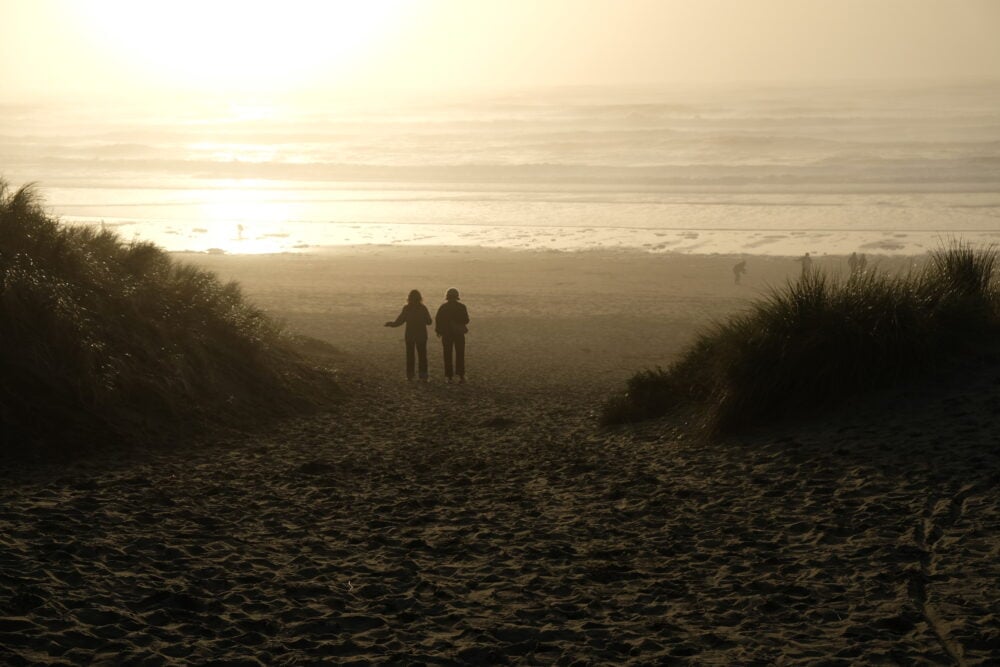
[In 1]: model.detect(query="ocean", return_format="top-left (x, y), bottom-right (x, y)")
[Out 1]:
top-left (3, 82), bottom-right (1000, 256)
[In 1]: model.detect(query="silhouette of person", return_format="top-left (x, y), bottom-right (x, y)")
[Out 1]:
top-left (733, 259), bottom-right (747, 284)
top-left (858, 253), bottom-right (867, 272)
top-left (798, 252), bottom-right (813, 277)
top-left (384, 289), bottom-right (433, 381)
top-left (848, 252), bottom-right (859, 275)
top-left (435, 287), bottom-right (470, 384)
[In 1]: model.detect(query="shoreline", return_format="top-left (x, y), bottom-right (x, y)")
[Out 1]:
top-left (129, 223), bottom-right (1000, 257)
top-left (171, 242), bottom-right (934, 266)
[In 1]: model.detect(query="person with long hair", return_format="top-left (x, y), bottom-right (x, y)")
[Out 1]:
top-left (384, 289), bottom-right (433, 381)
top-left (435, 287), bottom-right (470, 383)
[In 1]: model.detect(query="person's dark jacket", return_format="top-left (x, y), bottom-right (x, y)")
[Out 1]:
top-left (389, 303), bottom-right (433, 341)
top-left (435, 300), bottom-right (469, 338)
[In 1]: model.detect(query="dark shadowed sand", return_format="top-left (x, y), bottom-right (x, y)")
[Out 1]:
top-left (1, 248), bottom-right (997, 665)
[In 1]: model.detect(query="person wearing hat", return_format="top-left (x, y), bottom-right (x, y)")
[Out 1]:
top-left (384, 289), bottom-right (433, 381)
top-left (435, 287), bottom-right (470, 383)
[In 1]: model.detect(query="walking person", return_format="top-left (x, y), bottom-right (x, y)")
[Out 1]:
top-left (435, 287), bottom-right (470, 384)
top-left (733, 259), bottom-right (747, 284)
top-left (384, 289), bottom-right (433, 381)
top-left (797, 252), bottom-right (813, 277)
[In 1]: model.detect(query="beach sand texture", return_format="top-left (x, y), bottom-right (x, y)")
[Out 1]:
top-left (1, 248), bottom-right (997, 664)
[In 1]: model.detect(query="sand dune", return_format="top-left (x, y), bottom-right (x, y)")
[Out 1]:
top-left (1, 248), bottom-right (997, 664)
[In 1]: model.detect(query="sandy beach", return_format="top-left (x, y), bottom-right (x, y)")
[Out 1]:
top-left (1, 247), bottom-right (997, 664)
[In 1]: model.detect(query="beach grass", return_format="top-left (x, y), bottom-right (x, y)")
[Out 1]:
top-left (603, 242), bottom-right (1000, 432)
top-left (0, 181), bottom-right (339, 454)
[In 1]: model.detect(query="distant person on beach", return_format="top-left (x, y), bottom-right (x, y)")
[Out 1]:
top-left (733, 259), bottom-right (747, 284)
top-left (848, 252), bottom-right (859, 275)
top-left (858, 253), bottom-right (867, 272)
top-left (384, 289), bottom-right (433, 381)
top-left (797, 252), bottom-right (813, 277)
top-left (435, 287), bottom-right (470, 384)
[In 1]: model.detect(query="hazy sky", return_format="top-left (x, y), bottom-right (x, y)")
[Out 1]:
top-left (3, 0), bottom-right (999, 102)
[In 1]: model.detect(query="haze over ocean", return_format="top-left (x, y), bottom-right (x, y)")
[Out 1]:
top-left (5, 82), bottom-right (1000, 256)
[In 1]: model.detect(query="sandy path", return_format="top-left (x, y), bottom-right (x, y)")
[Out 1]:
top-left (1, 249), bottom-right (997, 664)
top-left (2, 355), bottom-right (998, 665)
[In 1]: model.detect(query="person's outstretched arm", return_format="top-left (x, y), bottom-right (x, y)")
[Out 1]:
top-left (384, 307), bottom-right (406, 327)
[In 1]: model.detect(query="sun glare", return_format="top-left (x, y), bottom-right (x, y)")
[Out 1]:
top-left (71, 1), bottom-right (412, 94)
top-left (190, 185), bottom-right (297, 254)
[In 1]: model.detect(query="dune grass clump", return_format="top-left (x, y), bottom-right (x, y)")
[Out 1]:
top-left (0, 182), bottom-right (339, 454)
top-left (603, 243), bottom-right (1000, 432)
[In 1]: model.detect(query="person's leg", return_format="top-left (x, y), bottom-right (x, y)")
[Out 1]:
top-left (417, 339), bottom-right (428, 380)
top-left (405, 339), bottom-right (416, 379)
top-left (454, 335), bottom-right (466, 380)
top-left (442, 336), bottom-right (454, 379)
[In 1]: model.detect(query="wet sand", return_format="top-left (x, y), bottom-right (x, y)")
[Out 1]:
top-left (1, 247), bottom-right (996, 664)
